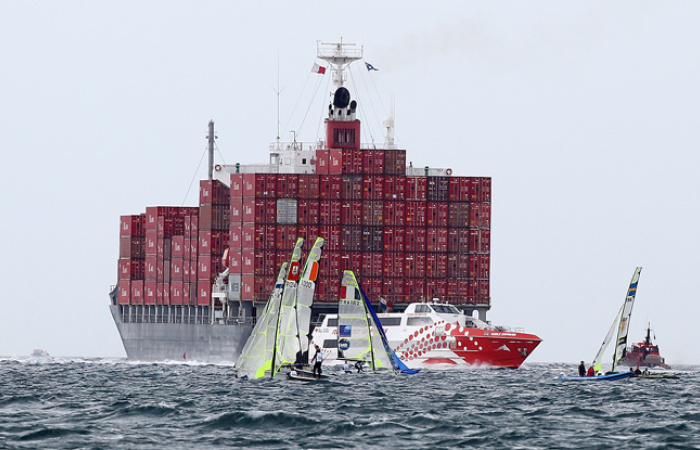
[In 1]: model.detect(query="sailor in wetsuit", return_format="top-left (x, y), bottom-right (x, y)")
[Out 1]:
top-left (578, 361), bottom-right (586, 377)
top-left (312, 345), bottom-right (324, 379)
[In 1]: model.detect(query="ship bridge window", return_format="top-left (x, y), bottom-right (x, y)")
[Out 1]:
top-left (407, 317), bottom-right (434, 326)
top-left (433, 305), bottom-right (461, 314)
top-left (378, 317), bottom-right (402, 327)
top-left (302, 158), bottom-right (307, 164)
top-left (415, 305), bottom-right (431, 313)
top-left (285, 157), bottom-right (291, 165)
top-left (322, 339), bottom-right (337, 349)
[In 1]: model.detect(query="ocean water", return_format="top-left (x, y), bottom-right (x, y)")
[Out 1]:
top-left (0, 359), bottom-right (697, 449)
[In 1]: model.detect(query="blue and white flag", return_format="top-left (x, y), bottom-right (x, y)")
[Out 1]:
top-left (365, 62), bottom-right (378, 71)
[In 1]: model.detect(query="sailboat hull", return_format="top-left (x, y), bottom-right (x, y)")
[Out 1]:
top-left (555, 372), bottom-right (636, 381)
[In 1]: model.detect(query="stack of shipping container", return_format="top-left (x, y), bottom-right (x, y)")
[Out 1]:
top-left (116, 180), bottom-right (230, 308)
top-left (118, 155), bottom-right (490, 309)
top-left (227, 147), bottom-right (491, 307)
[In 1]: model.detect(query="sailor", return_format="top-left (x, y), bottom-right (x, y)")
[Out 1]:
top-left (578, 361), bottom-right (586, 377)
top-left (634, 366), bottom-right (642, 375)
top-left (587, 366), bottom-right (595, 377)
top-left (343, 361), bottom-right (352, 373)
top-left (312, 345), bottom-right (324, 379)
top-left (355, 360), bottom-right (364, 373)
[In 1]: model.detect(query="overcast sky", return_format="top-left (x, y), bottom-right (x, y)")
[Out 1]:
top-left (1, 2), bottom-right (698, 365)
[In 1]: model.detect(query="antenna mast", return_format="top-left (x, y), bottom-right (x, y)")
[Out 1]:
top-left (207, 120), bottom-right (215, 180)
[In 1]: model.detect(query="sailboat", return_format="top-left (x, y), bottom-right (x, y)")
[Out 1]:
top-left (235, 237), bottom-right (325, 380)
top-left (555, 267), bottom-right (642, 381)
top-left (335, 270), bottom-right (419, 375)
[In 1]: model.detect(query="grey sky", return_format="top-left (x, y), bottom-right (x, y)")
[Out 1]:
top-left (1, 2), bottom-right (697, 365)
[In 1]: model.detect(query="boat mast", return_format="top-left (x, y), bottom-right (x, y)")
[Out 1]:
top-left (207, 120), bottom-right (215, 180)
top-left (317, 38), bottom-right (363, 89)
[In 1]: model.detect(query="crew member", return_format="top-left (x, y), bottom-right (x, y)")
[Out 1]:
top-left (578, 361), bottom-right (586, 377)
top-left (312, 345), bottom-right (324, 379)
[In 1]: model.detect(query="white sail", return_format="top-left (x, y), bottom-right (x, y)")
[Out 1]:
top-left (295, 237), bottom-right (325, 358)
top-left (235, 262), bottom-right (289, 379)
top-left (612, 267), bottom-right (642, 372)
top-left (337, 271), bottom-right (394, 372)
top-left (592, 303), bottom-right (623, 373)
top-left (272, 238), bottom-right (305, 375)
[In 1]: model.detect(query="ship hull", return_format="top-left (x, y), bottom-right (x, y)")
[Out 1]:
top-left (110, 305), bottom-right (252, 363)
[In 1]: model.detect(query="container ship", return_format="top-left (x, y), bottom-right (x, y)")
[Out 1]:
top-left (111, 41), bottom-right (541, 366)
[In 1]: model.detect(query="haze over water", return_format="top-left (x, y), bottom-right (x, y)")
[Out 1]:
top-left (1, 358), bottom-right (697, 449)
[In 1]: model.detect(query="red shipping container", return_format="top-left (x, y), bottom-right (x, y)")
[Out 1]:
top-left (426, 279), bottom-right (446, 300)
top-left (297, 199), bottom-right (319, 224)
top-left (198, 282), bottom-right (212, 306)
top-left (469, 230), bottom-right (491, 253)
top-left (447, 229), bottom-right (469, 253)
top-left (171, 258), bottom-right (183, 281)
top-left (120, 215), bottom-right (145, 238)
top-left (470, 203), bottom-right (491, 229)
top-left (277, 174), bottom-right (299, 198)
top-left (405, 253), bottom-right (426, 278)
top-left (161, 282), bottom-right (169, 305)
top-left (383, 251), bottom-right (404, 278)
top-left (171, 281), bottom-right (183, 305)
top-left (135, 280), bottom-right (148, 305)
top-left (340, 251), bottom-right (362, 273)
top-left (404, 227), bottom-right (426, 252)
top-left (199, 204), bottom-right (229, 231)
top-left (228, 248), bottom-right (242, 272)
top-left (118, 259), bottom-right (144, 281)
top-left (254, 250), bottom-right (278, 276)
top-left (319, 200), bottom-right (341, 225)
top-left (475, 280), bottom-right (490, 304)
top-left (383, 201), bottom-right (405, 226)
top-left (200, 179), bottom-right (230, 206)
top-left (405, 176), bottom-right (427, 201)
top-left (241, 274), bottom-right (254, 300)
top-left (230, 173), bottom-right (243, 198)
top-left (427, 227), bottom-right (448, 252)
top-left (276, 224), bottom-right (298, 251)
top-left (145, 230), bottom-right (157, 256)
top-left (426, 253), bottom-right (447, 278)
top-left (171, 236), bottom-right (184, 258)
top-left (427, 202), bottom-right (449, 227)
top-left (319, 175), bottom-right (342, 199)
top-left (339, 201), bottom-right (361, 226)
top-left (362, 201), bottom-right (383, 226)
top-left (383, 226), bottom-right (405, 252)
top-left (320, 251), bottom-right (341, 277)
top-left (362, 175), bottom-right (384, 200)
top-left (118, 281), bottom-right (131, 304)
top-left (361, 276), bottom-right (383, 301)
top-left (383, 278), bottom-right (404, 301)
top-left (241, 249), bottom-right (254, 274)
top-left (230, 198), bottom-right (243, 224)
top-left (361, 226), bottom-right (383, 252)
top-left (383, 176), bottom-right (406, 201)
top-left (316, 150), bottom-right (330, 175)
top-left (404, 202), bottom-right (425, 227)
top-left (119, 236), bottom-right (145, 259)
top-left (372, 149), bottom-right (385, 175)
top-left (297, 224), bottom-right (320, 243)
top-left (340, 226), bottom-right (362, 252)
top-left (383, 149), bottom-right (406, 175)
top-left (230, 224), bottom-right (243, 249)
top-left (316, 225), bottom-right (338, 251)
top-left (405, 277), bottom-right (425, 300)
top-left (298, 174), bottom-right (320, 198)
top-left (198, 255), bottom-right (224, 281)
top-left (199, 230), bottom-right (229, 256)
top-left (144, 256), bottom-right (157, 280)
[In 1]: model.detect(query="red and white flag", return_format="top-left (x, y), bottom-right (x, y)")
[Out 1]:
top-left (311, 63), bottom-right (326, 74)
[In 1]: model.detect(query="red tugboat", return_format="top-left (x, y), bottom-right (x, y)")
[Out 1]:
top-left (622, 323), bottom-right (670, 369)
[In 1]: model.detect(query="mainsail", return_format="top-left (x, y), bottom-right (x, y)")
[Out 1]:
top-left (234, 261), bottom-right (290, 379)
top-left (272, 238), bottom-right (306, 375)
top-left (612, 266), bottom-right (642, 372)
top-left (591, 303), bottom-right (623, 373)
top-left (337, 270), bottom-right (419, 374)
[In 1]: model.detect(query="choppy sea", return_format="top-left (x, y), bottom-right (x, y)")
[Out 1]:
top-left (0, 358), bottom-right (697, 449)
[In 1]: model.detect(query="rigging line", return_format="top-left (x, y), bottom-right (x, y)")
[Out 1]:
top-left (214, 142), bottom-right (227, 166)
top-left (282, 71), bottom-right (313, 141)
top-left (181, 144), bottom-right (208, 207)
top-left (348, 67), bottom-right (380, 146)
top-left (314, 74), bottom-right (332, 141)
top-left (297, 75), bottom-right (326, 140)
top-left (363, 62), bottom-right (401, 147)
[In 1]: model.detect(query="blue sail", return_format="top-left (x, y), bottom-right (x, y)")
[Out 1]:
top-left (357, 283), bottom-right (420, 375)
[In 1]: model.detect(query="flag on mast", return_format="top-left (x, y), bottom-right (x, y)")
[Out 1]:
top-left (365, 62), bottom-right (378, 71)
top-left (311, 63), bottom-right (326, 74)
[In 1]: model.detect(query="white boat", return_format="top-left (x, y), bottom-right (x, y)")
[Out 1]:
top-left (31, 349), bottom-right (50, 358)
top-left (311, 301), bottom-right (541, 369)
top-left (555, 267), bottom-right (642, 381)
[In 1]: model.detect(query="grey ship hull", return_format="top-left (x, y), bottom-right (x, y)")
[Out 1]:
top-left (110, 305), bottom-right (252, 363)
